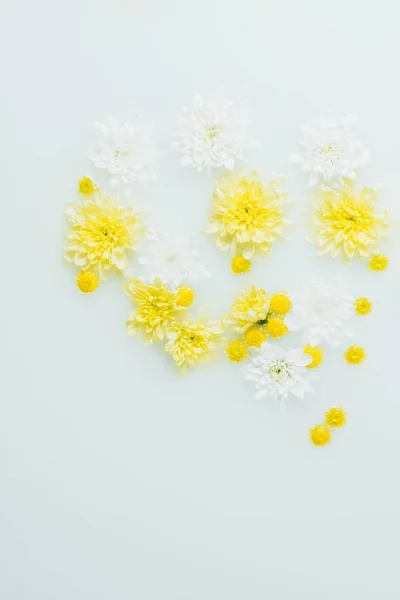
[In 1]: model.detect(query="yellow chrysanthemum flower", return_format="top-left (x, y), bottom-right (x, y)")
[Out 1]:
top-left (312, 179), bottom-right (390, 261)
top-left (355, 297), bottom-right (372, 315)
top-left (325, 407), bottom-right (346, 428)
top-left (304, 345), bottom-right (323, 369)
top-left (78, 176), bottom-right (96, 196)
top-left (309, 425), bottom-right (331, 447)
top-left (244, 325), bottom-right (267, 348)
top-left (176, 287), bottom-right (195, 307)
top-left (226, 339), bottom-right (248, 362)
top-left (165, 317), bottom-right (223, 374)
top-left (205, 170), bottom-right (289, 260)
top-left (270, 293), bottom-right (291, 315)
top-left (76, 270), bottom-right (99, 293)
top-left (265, 316), bottom-right (288, 339)
top-left (125, 278), bottom-right (186, 344)
top-left (228, 286), bottom-right (270, 333)
top-left (231, 255), bottom-right (251, 274)
top-left (65, 190), bottom-right (145, 278)
top-left (369, 253), bottom-right (389, 272)
top-left (344, 344), bottom-right (366, 365)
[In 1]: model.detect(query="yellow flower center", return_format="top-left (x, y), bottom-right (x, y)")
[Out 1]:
top-left (244, 325), bottom-right (267, 348)
top-left (318, 142), bottom-right (340, 165)
top-left (309, 425), bottom-right (331, 447)
top-left (231, 255), bottom-right (251, 274)
top-left (226, 340), bottom-right (248, 363)
top-left (204, 124), bottom-right (223, 145)
top-left (325, 408), bottom-right (346, 428)
top-left (78, 176), bottom-right (96, 196)
top-left (304, 345), bottom-right (323, 368)
top-left (369, 254), bottom-right (389, 272)
top-left (355, 297), bottom-right (372, 315)
top-left (265, 317), bottom-right (288, 339)
top-left (176, 287), bottom-right (195, 307)
top-left (76, 270), bottom-right (99, 293)
top-left (344, 344), bottom-right (366, 365)
top-left (270, 293), bottom-right (291, 315)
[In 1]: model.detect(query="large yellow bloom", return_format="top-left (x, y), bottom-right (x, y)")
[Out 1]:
top-left (228, 286), bottom-right (270, 332)
top-left (125, 278), bottom-right (186, 343)
top-left (312, 179), bottom-right (390, 261)
top-left (205, 170), bottom-right (289, 259)
top-left (165, 317), bottom-right (223, 374)
top-left (65, 189), bottom-right (145, 278)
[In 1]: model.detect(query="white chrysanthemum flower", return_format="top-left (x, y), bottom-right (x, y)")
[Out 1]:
top-left (91, 114), bottom-right (156, 186)
top-left (290, 113), bottom-right (369, 186)
top-left (137, 232), bottom-right (209, 290)
top-left (285, 281), bottom-right (354, 347)
top-left (172, 92), bottom-right (254, 171)
top-left (243, 344), bottom-right (314, 403)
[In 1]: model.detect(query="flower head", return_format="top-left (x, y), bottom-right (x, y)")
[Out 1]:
top-left (369, 254), bottom-right (389, 272)
top-left (285, 280), bottom-right (354, 347)
top-left (355, 297), bottom-right (372, 315)
top-left (78, 176), bottom-right (96, 196)
top-left (243, 344), bottom-right (314, 404)
top-left (91, 114), bottom-right (156, 185)
top-left (65, 189), bottom-right (145, 278)
top-left (345, 344), bottom-right (366, 365)
top-left (231, 255), bottom-right (251, 274)
top-left (312, 179), bottom-right (390, 261)
top-left (172, 92), bottom-right (253, 171)
top-left (291, 113), bottom-right (369, 186)
top-left (270, 293), bottom-right (291, 315)
top-left (138, 232), bottom-right (209, 290)
top-left (176, 287), bottom-right (195, 307)
top-left (244, 325), bottom-right (267, 348)
top-left (309, 425), bottom-right (331, 446)
top-left (303, 345), bottom-right (323, 369)
top-left (325, 407), bottom-right (346, 428)
top-left (205, 170), bottom-right (289, 260)
top-left (125, 278), bottom-right (186, 343)
top-left (76, 271), bottom-right (99, 293)
top-left (265, 316), bottom-right (288, 339)
top-left (226, 339), bottom-right (248, 363)
top-left (165, 317), bottom-right (223, 373)
top-left (228, 286), bottom-right (270, 333)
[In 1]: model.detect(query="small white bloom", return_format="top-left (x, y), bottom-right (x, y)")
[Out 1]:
top-left (243, 344), bottom-right (314, 405)
top-left (91, 114), bottom-right (156, 185)
top-left (285, 280), bottom-right (354, 347)
top-left (290, 113), bottom-right (369, 186)
top-left (172, 92), bottom-right (254, 171)
top-left (138, 232), bottom-right (209, 290)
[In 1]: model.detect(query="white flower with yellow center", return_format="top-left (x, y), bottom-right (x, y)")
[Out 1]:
top-left (285, 280), bottom-right (354, 347)
top-left (138, 232), bottom-right (209, 290)
top-left (172, 92), bottom-right (254, 171)
top-left (290, 113), bottom-right (369, 186)
top-left (91, 114), bottom-right (156, 185)
top-left (243, 344), bottom-right (314, 403)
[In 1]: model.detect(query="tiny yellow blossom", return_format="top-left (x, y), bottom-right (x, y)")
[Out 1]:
top-left (304, 345), bottom-right (323, 369)
top-left (369, 254), bottom-right (389, 272)
top-left (226, 340), bottom-right (248, 363)
top-left (266, 316), bottom-right (288, 339)
top-left (355, 297), bottom-right (372, 315)
top-left (309, 425), bottom-right (331, 447)
top-left (177, 287), bottom-right (195, 307)
top-left (244, 325), bottom-right (267, 348)
top-left (325, 407), bottom-right (346, 428)
top-left (345, 344), bottom-right (366, 365)
top-left (231, 255), bottom-right (251, 274)
top-left (76, 270), bottom-right (99, 293)
top-left (78, 176), bottom-right (96, 196)
top-left (270, 293), bottom-right (291, 315)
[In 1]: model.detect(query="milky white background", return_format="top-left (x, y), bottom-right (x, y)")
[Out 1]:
top-left (2, 0), bottom-right (400, 598)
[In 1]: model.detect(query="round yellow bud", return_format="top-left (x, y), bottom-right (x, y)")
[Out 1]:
top-left (78, 176), bottom-right (96, 196)
top-left (244, 325), bottom-right (267, 348)
top-left (226, 340), bottom-right (248, 363)
top-left (176, 287), bottom-right (194, 307)
top-left (344, 344), bottom-right (366, 365)
top-left (231, 255), bottom-right (251, 274)
top-left (266, 317), bottom-right (288, 339)
top-left (270, 293), bottom-right (291, 315)
top-left (325, 408), bottom-right (346, 428)
top-left (309, 425), bottom-right (331, 447)
top-left (76, 271), bottom-right (99, 293)
top-left (369, 254), bottom-right (389, 272)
